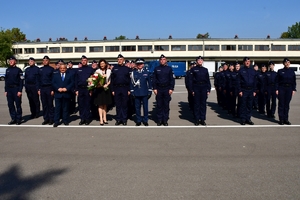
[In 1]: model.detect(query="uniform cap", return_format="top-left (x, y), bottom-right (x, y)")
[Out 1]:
top-left (135, 58), bottom-right (145, 64)
top-left (243, 57), bottom-right (250, 62)
top-left (9, 56), bottom-right (17, 61)
top-left (43, 55), bottom-right (50, 60)
top-left (261, 64), bottom-right (266, 68)
top-left (196, 56), bottom-right (203, 61)
top-left (125, 60), bottom-right (130, 64)
top-left (268, 61), bottom-right (274, 65)
top-left (159, 54), bottom-right (166, 59)
top-left (81, 55), bottom-right (87, 59)
top-left (117, 54), bottom-right (124, 58)
top-left (92, 60), bottom-right (97, 64)
top-left (68, 61), bottom-right (73, 64)
top-left (58, 59), bottom-right (64, 63)
top-left (283, 58), bottom-right (290, 63)
top-left (29, 57), bottom-right (35, 61)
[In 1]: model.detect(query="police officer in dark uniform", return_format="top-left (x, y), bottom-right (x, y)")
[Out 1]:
top-left (237, 57), bottom-right (257, 125)
top-left (214, 66), bottom-right (223, 106)
top-left (252, 64), bottom-right (259, 110)
top-left (185, 62), bottom-right (195, 112)
top-left (5, 56), bottom-right (23, 125)
top-left (228, 63), bottom-right (239, 117)
top-left (256, 64), bottom-right (267, 114)
top-left (67, 61), bottom-right (76, 114)
top-left (39, 55), bottom-right (55, 125)
top-left (130, 58), bottom-right (152, 126)
top-left (24, 57), bottom-right (40, 119)
top-left (219, 63), bottom-right (228, 109)
top-left (75, 55), bottom-right (94, 125)
top-left (110, 54), bottom-right (132, 125)
top-left (276, 58), bottom-right (297, 125)
top-left (188, 56), bottom-right (211, 126)
top-left (152, 54), bottom-right (175, 126)
top-left (264, 61), bottom-right (277, 118)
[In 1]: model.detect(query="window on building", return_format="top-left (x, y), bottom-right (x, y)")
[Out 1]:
top-left (255, 45), bottom-right (269, 51)
top-left (205, 45), bottom-right (219, 51)
top-left (105, 46), bottom-right (120, 52)
top-left (24, 48), bottom-right (35, 54)
top-left (13, 48), bottom-right (22, 54)
top-left (36, 48), bottom-right (47, 54)
top-left (288, 45), bottom-right (300, 51)
top-left (271, 45), bottom-right (286, 51)
top-left (122, 46), bottom-right (136, 51)
top-left (89, 46), bottom-right (103, 52)
top-left (188, 45), bottom-right (203, 51)
top-left (171, 45), bottom-right (186, 51)
top-left (138, 45), bottom-right (152, 51)
top-left (221, 45), bottom-right (236, 51)
top-left (238, 45), bottom-right (253, 51)
top-left (49, 47), bottom-right (60, 53)
top-left (154, 45), bottom-right (169, 51)
top-left (62, 47), bottom-right (73, 53)
top-left (75, 47), bottom-right (86, 53)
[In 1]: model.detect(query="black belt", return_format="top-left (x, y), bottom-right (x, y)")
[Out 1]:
top-left (242, 86), bottom-right (253, 90)
top-left (157, 83), bottom-right (169, 87)
top-left (194, 81), bottom-right (205, 85)
top-left (41, 84), bottom-right (51, 87)
top-left (114, 84), bottom-right (129, 87)
top-left (280, 84), bottom-right (291, 87)
top-left (268, 83), bottom-right (275, 86)
top-left (8, 85), bottom-right (18, 88)
top-left (78, 85), bottom-right (87, 88)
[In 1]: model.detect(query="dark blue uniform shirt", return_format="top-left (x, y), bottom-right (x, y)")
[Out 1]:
top-left (25, 65), bottom-right (40, 89)
top-left (277, 67), bottom-right (297, 91)
top-left (264, 70), bottom-right (277, 91)
top-left (229, 71), bottom-right (239, 94)
top-left (110, 65), bottom-right (132, 92)
top-left (152, 64), bottom-right (175, 90)
top-left (256, 71), bottom-right (266, 92)
top-left (39, 65), bottom-right (54, 88)
top-left (75, 65), bottom-right (94, 90)
top-left (5, 66), bottom-right (23, 92)
top-left (237, 66), bottom-right (257, 93)
top-left (188, 65), bottom-right (211, 93)
top-left (130, 69), bottom-right (152, 96)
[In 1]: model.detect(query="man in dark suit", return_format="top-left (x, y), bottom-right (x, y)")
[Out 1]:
top-left (52, 64), bottom-right (74, 127)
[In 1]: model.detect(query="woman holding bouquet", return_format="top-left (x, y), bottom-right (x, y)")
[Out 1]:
top-left (94, 59), bottom-right (112, 125)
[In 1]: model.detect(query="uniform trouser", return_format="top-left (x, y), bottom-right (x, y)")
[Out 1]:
top-left (127, 95), bottom-right (135, 119)
top-left (69, 91), bottom-right (76, 114)
top-left (225, 88), bottom-right (231, 112)
top-left (78, 88), bottom-right (91, 121)
top-left (6, 88), bottom-right (22, 121)
top-left (257, 90), bottom-right (266, 113)
top-left (134, 96), bottom-right (148, 123)
top-left (40, 87), bottom-right (54, 121)
top-left (193, 87), bottom-right (208, 121)
top-left (253, 93), bottom-right (258, 108)
top-left (266, 87), bottom-right (277, 116)
top-left (240, 90), bottom-right (254, 122)
top-left (237, 96), bottom-right (242, 117)
top-left (221, 88), bottom-right (227, 108)
top-left (156, 88), bottom-right (171, 122)
top-left (90, 91), bottom-right (98, 118)
top-left (114, 88), bottom-right (129, 122)
top-left (54, 97), bottom-right (70, 124)
top-left (216, 86), bottom-right (222, 105)
top-left (277, 86), bottom-right (293, 121)
top-left (229, 92), bottom-right (238, 116)
top-left (25, 85), bottom-right (40, 116)
top-left (187, 90), bottom-right (194, 111)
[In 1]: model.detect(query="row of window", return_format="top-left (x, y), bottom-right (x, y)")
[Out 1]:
top-left (13, 45), bottom-right (300, 54)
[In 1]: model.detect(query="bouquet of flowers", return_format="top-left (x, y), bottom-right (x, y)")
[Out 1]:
top-left (87, 73), bottom-right (107, 91)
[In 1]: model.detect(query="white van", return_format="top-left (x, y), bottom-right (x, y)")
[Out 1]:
top-left (0, 67), bottom-right (7, 81)
top-left (274, 64), bottom-right (300, 76)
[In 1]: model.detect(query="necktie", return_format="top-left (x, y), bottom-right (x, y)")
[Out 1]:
top-left (62, 73), bottom-right (65, 81)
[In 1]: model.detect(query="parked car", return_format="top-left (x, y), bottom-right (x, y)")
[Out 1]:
top-left (0, 67), bottom-right (7, 81)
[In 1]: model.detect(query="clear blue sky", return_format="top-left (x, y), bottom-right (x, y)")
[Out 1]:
top-left (1, 0), bottom-right (299, 41)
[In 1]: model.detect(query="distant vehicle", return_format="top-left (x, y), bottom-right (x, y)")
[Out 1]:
top-left (144, 61), bottom-right (186, 79)
top-left (0, 67), bottom-right (7, 81)
top-left (274, 64), bottom-right (300, 76)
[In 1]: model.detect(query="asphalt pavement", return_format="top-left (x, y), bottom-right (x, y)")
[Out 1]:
top-left (0, 79), bottom-right (299, 199)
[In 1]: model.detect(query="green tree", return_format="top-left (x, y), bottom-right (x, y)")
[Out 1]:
top-left (114, 35), bottom-right (127, 40)
top-left (196, 32), bottom-right (210, 39)
top-left (0, 27), bottom-right (26, 66)
top-left (280, 22), bottom-right (300, 38)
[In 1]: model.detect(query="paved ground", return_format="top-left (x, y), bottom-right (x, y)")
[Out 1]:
top-left (0, 79), bottom-right (299, 199)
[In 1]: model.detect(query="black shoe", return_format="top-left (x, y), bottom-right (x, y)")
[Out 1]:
top-left (284, 120), bottom-right (291, 125)
top-left (200, 120), bottom-right (206, 126)
top-left (157, 121), bottom-right (162, 126)
top-left (123, 121), bottom-right (127, 126)
top-left (30, 115), bottom-right (35, 119)
top-left (194, 120), bottom-right (200, 126)
top-left (49, 120), bottom-right (54, 125)
top-left (16, 121), bottom-right (22, 125)
top-left (8, 120), bottom-right (16, 125)
top-left (240, 121), bottom-right (246, 125)
top-left (104, 121), bottom-right (108, 124)
top-left (246, 120), bottom-right (254, 125)
top-left (79, 120), bottom-right (85, 125)
top-left (162, 121), bottom-right (168, 126)
top-left (100, 123), bottom-right (104, 126)
top-left (63, 122), bottom-right (69, 126)
top-left (85, 120), bottom-right (91, 125)
top-left (136, 122), bottom-right (141, 126)
top-left (143, 122), bottom-right (149, 126)
top-left (115, 121), bottom-right (121, 126)
top-left (53, 123), bottom-right (58, 127)
top-left (42, 120), bottom-right (49, 125)
top-left (270, 114), bottom-right (275, 119)
top-left (278, 120), bottom-right (284, 125)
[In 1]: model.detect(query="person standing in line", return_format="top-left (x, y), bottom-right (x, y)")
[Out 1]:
top-left (94, 59), bottom-right (112, 125)
top-left (152, 54), bottom-right (175, 126)
top-left (277, 58), bottom-right (297, 125)
top-left (75, 55), bottom-right (94, 125)
top-left (130, 58), bottom-right (152, 126)
top-left (264, 61), bottom-right (277, 118)
top-left (188, 56), bottom-right (211, 126)
top-left (186, 62), bottom-right (196, 113)
top-left (5, 56), bottom-right (23, 125)
top-left (257, 64), bottom-right (267, 114)
top-left (110, 54), bottom-right (132, 125)
top-left (24, 57), bottom-right (40, 119)
top-left (52, 64), bottom-right (74, 127)
top-left (237, 57), bottom-right (257, 125)
top-left (214, 66), bottom-right (223, 107)
top-left (252, 64), bottom-right (259, 110)
top-left (38, 56), bottom-right (55, 125)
